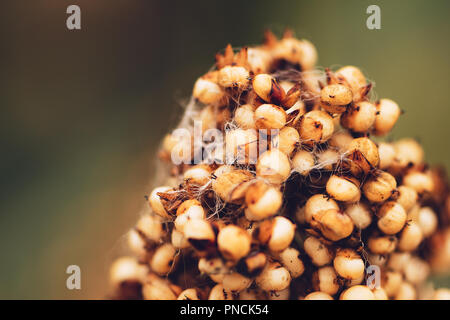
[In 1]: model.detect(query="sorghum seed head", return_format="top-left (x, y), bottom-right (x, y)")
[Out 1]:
top-left (340, 101), bottom-right (376, 133)
top-left (291, 150), bottom-right (315, 176)
top-left (404, 257), bottom-right (430, 285)
top-left (255, 262), bottom-right (292, 292)
top-left (394, 282), bottom-right (416, 300)
top-left (252, 74), bottom-right (286, 103)
top-left (304, 194), bottom-right (339, 224)
top-left (402, 170), bottom-right (434, 194)
top-left (149, 186), bottom-right (173, 219)
top-left (183, 165), bottom-right (213, 186)
top-left (326, 175), bottom-right (361, 203)
top-left (303, 292), bottom-right (334, 300)
top-left (136, 214), bottom-right (164, 242)
top-left (394, 185), bottom-right (418, 212)
top-left (142, 275), bottom-right (179, 300)
top-left (378, 142), bottom-right (396, 169)
top-left (340, 285), bottom-right (375, 300)
top-left (236, 252), bottom-right (267, 278)
top-left (177, 288), bottom-right (200, 300)
top-left (382, 271), bottom-right (403, 298)
top-left (218, 66), bottom-right (250, 89)
top-left (346, 137), bottom-right (380, 176)
top-left (344, 202), bottom-right (373, 229)
top-left (335, 66), bottom-right (366, 96)
top-left (245, 180), bottom-right (282, 221)
top-left (150, 243), bottom-right (177, 276)
top-left (217, 225), bottom-right (252, 261)
top-left (313, 209), bottom-right (355, 241)
top-left (208, 284), bottom-right (233, 300)
top-left (363, 171), bottom-right (397, 203)
top-left (387, 252), bottom-right (411, 272)
top-left (377, 201), bottom-right (407, 235)
top-left (391, 138), bottom-right (424, 170)
top-left (174, 200), bottom-right (205, 232)
top-left (222, 272), bottom-right (252, 292)
top-left (303, 236), bottom-right (334, 266)
top-left (254, 104), bottom-right (287, 130)
top-left (171, 229), bottom-right (190, 249)
top-left (368, 235), bottom-right (398, 254)
top-left (417, 206), bottom-right (438, 237)
top-left (432, 289), bottom-right (450, 300)
top-left (256, 216), bottom-right (296, 252)
top-left (193, 78), bottom-right (225, 105)
top-left (276, 247), bottom-right (305, 278)
top-left (183, 219), bottom-right (216, 252)
top-left (372, 288), bottom-right (389, 300)
top-left (312, 266), bottom-right (340, 295)
top-left (316, 149), bottom-right (339, 171)
top-left (320, 84), bottom-right (353, 114)
top-left (212, 169), bottom-right (254, 202)
top-left (298, 110), bottom-right (335, 145)
top-left (247, 47), bottom-right (272, 74)
top-left (256, 149), bottom-right (291, 185)
top-left (333, 248), bottom-right (365, 280)
top-left (276, 126), bottom-right (300, 156)
top-left (225, 128), bottom-right (259, 165)
top-left (198, 257), bottom-right (227, 279)
top-left (328, 131), bottom-right (353, 152)
top-left (398, 221), bottom-right (423, 252)
top-left (373, 99), bottom-right (401, 136)
top-left (234, 104), bottom-right (256, 129)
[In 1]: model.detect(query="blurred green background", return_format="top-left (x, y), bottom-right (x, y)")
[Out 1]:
top-left (0, 0), bottom-right (449, 299)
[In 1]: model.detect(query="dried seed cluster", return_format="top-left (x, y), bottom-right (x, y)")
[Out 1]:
top-left (109, 30), bottom-right (450, 300)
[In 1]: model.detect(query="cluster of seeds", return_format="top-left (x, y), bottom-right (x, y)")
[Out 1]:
top-left (109, 30), bottom-right (450, 300)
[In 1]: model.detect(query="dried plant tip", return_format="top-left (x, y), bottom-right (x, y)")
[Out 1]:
top-left (149, 186), bottom-right (174, 219)
top-left (252, 74), bottom-right (286, 104)
top-left (346, 137), bottom-right (380, 176)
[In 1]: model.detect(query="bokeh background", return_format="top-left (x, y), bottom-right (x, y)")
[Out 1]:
top-left (1, 0), bottom-right (449, 299)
